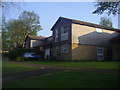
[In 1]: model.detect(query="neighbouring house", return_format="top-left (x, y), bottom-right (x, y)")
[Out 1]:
top-left (24, 35), bottom-right (46, 48)
top-left (24, 17), bottom-right (120, 61)
top-left (51, 17), bottom-right (120, 61)
top-left (24, 35), bottom-right (52, 60)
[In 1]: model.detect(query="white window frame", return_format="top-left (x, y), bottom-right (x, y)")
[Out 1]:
top-left (61, 45), bottom-right (69, 53)
top-left (97, 46), bottom-right (104, 61)
top-left (61, 26), bottom-right (69, 41)
top-left (96, 28), bottom-right (103, 33)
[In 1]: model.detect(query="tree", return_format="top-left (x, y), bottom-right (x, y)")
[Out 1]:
top-left (1, 16), bottom-right (10, 49)
top-left (93, 2), bottom-right (120, 16)
top-left (3, 11), bottom-right (42, 49)
top-left (99, 17), bottom-right (113, 27)
top-left (1, 1), bottom-right (24, 17)
top-left (7, 19), bottom-right (25, 48)
top-left (18, 11), bottom-right (42, 35)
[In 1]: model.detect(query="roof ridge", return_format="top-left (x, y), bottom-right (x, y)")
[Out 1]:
top-left (60, 17), bottom-right (120, 31)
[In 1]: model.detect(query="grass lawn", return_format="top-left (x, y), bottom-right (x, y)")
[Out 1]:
top-left (3, 71), bottom-right (119, 88)
top-left (2, 62), bottom-right (41, 75)
top-left (28, 61), bottom-right (119, 70)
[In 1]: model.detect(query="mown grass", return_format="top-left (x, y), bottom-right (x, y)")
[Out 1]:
top-left (28, 61), bottom-right (119, 70)
top-left (3, 71), bottom-right (119, 88)
top-left (2, 62), bottom-right (41, 75)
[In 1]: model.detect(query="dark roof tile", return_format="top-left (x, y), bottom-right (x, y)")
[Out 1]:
top-left (52, 17), bottom-right (120, 31)
top-left (28, 35), bottom-right (46, 40)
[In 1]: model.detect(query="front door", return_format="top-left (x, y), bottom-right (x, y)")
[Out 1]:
top-left (45, 48), bottom-right (50, 60)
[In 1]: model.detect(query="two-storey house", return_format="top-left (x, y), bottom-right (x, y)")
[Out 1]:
top-left (51, 17), bottom-right (120, 61)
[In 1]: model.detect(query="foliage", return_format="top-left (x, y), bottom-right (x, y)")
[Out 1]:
top-left (2, 11), bottom-right (42, 49)
top-left (16, 57), bottom-right (25, 62)
top-left (99, 17), bottom-right (113, 27)
top-left (2, 16), bottom-right (10, 49)
top-left (2, 52), bottom-right (9, 57)
top-left (18, 11), bottom-right (42, 35)
top-left (1, 1), bottom-right (24, 17)
top-left (9, 48), bottom-right (43, 60)
top-left (6, 19), bottom-right (26, 48)
top-left (93, 2), bottom-right (120, 16)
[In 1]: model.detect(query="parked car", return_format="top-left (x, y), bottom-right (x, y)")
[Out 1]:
top-left (23, 52), bottom-right (43, 60)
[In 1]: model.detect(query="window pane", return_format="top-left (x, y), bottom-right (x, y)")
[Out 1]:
top-left (97, 46), bottom-right (104, 60)
top-left (61, 45), bottom-right (69, 53)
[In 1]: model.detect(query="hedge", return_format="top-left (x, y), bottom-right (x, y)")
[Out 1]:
top-left (9, 48), bottom-right (44, 60)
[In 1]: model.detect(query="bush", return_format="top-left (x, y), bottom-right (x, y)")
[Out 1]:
top-left (9, 48), bottom-right (43, 61)
top-left (16, 57), bottom-right (25, 62)
top-left (2, 52), bottom-right (9, 57)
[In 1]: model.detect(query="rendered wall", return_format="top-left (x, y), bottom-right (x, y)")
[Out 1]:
top-left (71, 23), bottom-right (118, 46)
top-left (72, 44), bottom-right (97, 60)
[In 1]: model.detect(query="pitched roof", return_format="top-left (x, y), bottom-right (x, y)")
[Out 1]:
top-left (51, 17), bottom-right (120, 32)
top-left (27, 35), bottom-right (46, 40)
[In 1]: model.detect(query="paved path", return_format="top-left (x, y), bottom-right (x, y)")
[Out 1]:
top-left (3, 61), bottom-right (120, 83)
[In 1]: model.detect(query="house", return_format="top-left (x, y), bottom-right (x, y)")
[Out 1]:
top-left (24, 35), bottom-right (46, 48)
top-left (24, 17), bottom-right (120, 61)
top-left (24, 35), bottom-right (52, 60)
top-left (51, 17), bottom-right (120, 61)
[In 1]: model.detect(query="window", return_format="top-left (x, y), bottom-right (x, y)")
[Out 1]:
top-left (61, 45), bottom-right (69, 53)
top-left (96, 28), bottom-right (103, 33)
top-left (97, 46), bottom-right (104, 61)
top-left (61, 26), bottom-right (69, 41)
top-left (61, 26), bottom-right (69, 34)
top-left (55, 29), bottom-right (58, 42)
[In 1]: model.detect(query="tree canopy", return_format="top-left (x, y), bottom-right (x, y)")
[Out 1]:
top-left (93, 2), bottom-right (120, 16)
top-left (2, 11), bottom-right (42, 49)
top-left (99, 17), bottom-right (113, 27)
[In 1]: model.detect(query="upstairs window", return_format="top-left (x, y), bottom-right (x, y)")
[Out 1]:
top-left (55, 29), bottom-right (58, 42)
top-left (61, 26), bottom-right (69, 41)
top-left (96, 28), bottom-right (103, 33)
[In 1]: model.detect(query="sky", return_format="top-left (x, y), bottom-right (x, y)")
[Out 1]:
top-left (5, 2), bottom-right (118, 37)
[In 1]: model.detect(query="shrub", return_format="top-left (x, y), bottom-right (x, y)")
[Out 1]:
top-left (16, 57), bottom-right (25, 62)
top-left (2, 52), bottom-right (9, 57)
top-left (9, 48), bottom-right (43, 61)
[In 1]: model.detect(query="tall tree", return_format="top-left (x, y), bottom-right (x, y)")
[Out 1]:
top-left (1, 1), bottom-right (24, 17)
top-left (18, 11), bottom-right (42, 35)
top-left (7, 19), bottom-right (25, 48)
top-left (93, 2), bottom-right (120, 16)
top-left (1, 16), bottom-right (10, 49)
top-left (99, 17), bottom-right (113, 27)
top-left (3, 11), bottom-right (42, 49)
